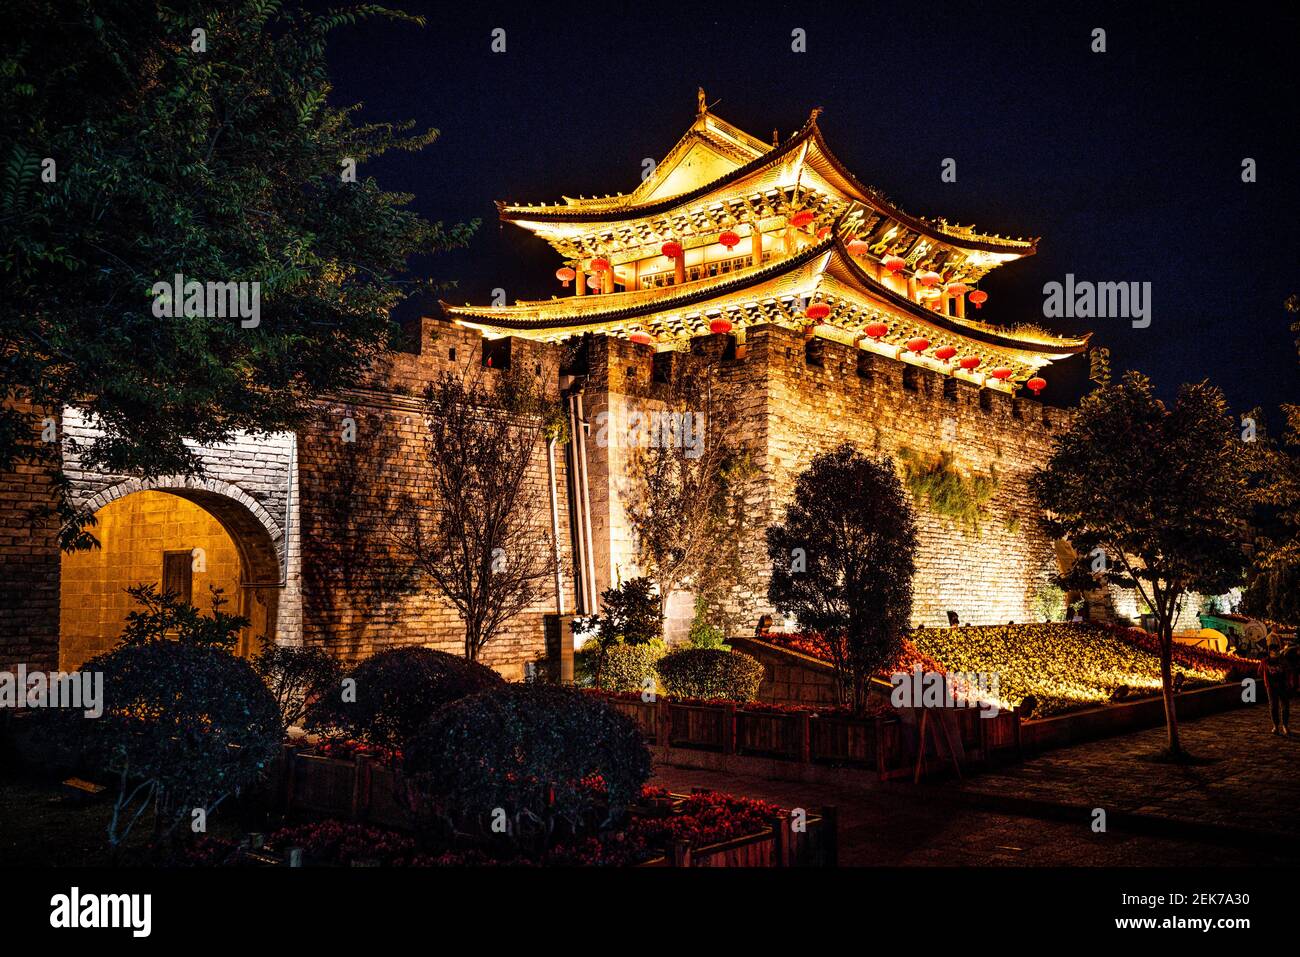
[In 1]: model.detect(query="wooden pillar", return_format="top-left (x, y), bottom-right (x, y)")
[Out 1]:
top-left (954, 294), bottom-right (966, 318)
top-left (750, 226), bottom-right (762, 266)
top-left (575, 270), bottom-right (586, 296)
top-left (602, 269), bottom-right (613, 294)
top-left (674, 252), bottom-right (686, 286)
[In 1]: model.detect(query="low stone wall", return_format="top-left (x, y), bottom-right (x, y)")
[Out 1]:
top-left (730, 636), bottom-right (839, 706)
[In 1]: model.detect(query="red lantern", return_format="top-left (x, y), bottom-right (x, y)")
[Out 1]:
top-left (556, 267), bottom-right (575, 287)
top-left (816, 226), bottom-right (831, 240)
top-left (906, 337), bottom-right (930, 353)
top-left (847, 239), bottom-right (870, 256)
top-left (1027, 376), bottom-right (1047, 395)
top-left (864, 322), bottom-right (889, 340)
top-left (916, 270), bottom-right (941, 288)
top-left (882, 255), bottom-right (906, 273)
top-left (661, 241), bottom-right (683, 259)
top-left (591, 257), bottom-right (611, 272)
top-left (718, 230), bottom-right (740, 250)
top-left (805, 302), bottom-right (831, 322)
top-left (969, 290), bottom-right (988, 309)
top-left (709, 317), bottom-right (733, 335)
top-left (944, 282), bottom-right (969, 297)
top-left (629, 330), bottom-right (655, 346)
top-left (958, 356), bottom-right (981, 370)
top-left (587, 274), bottom-right (602, 291)
top-left (934, 346), bottom-right (957, 362)
top-left (789, 210), bottom-right (815, 228)
top-left (990, 367), bottom-right (1013, 381)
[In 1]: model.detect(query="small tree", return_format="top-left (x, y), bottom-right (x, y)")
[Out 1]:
top-left (573, 577), bottom-right (664, 690)
top-left (395, 365), bottom-right (560, 661)
top-left (1031, 372), bottom-right (1249, 756)
top-left (623, 351), bottom-right (752, 622)
top-left (765, 444), bottom-right (919, 713)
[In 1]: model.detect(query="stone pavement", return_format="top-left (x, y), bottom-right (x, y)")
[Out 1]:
top-left (650, 704), bottom-right (1299, 866)
top-left (952, 705), bottom-right (1300, 840)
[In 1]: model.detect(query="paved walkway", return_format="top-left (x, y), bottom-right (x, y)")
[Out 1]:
top-left (953, 705), bottom-right (1300, 839)
top-left (651, 704), bottom-right (1298, 866)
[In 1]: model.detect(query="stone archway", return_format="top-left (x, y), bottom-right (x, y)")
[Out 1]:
top-left (59, 476), bottom-right (286, 669)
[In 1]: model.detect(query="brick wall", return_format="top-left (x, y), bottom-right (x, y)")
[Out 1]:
top-left (58, 490), bottom-right (246, 669)
top-left (579, 324), bottom-right (1071, 634)
top-left (0, 400), bottom-right (61, 672)
top-left (296, 320), bottom-right (577, 677)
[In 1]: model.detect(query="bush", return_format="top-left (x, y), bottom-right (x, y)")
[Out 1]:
top-left (252, 643), bottom-right (343, 727)
top-left (305, 647), bottom-right (502, 752)
top-left (655, 648), bottom-right (764, 701)
top-left (42, 641), bottom-right (283, 852)
top-left (586, 639), bottom-right (665, 693)
top-left (404, 683), bottom-right (652, 848)
top-left (687, 594), bottom-right (729, 650)
top-left (573, 577), bottom-right (663, 647)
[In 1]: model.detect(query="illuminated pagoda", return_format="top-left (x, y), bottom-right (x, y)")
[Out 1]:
top-left (444, 91), bottom-right (1088, 392)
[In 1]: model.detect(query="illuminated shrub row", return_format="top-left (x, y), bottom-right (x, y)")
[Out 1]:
top-left (655, 648), bottom-right (764, 701)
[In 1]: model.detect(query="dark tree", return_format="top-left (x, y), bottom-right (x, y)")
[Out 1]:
top-left (394, 365), bottom-right (562, 661)
top-left (1031, 372), bottom-right (1249, 755)
top-left (765, 443), bottom-right (918, 714)
top-left (0, 1), bottom-right (475, 546)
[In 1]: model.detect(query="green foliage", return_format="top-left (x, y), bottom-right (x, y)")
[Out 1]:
top-left (655, 648), bottom-right (763, 701)
top-left (573, 577), bottom-right (663, 648)
top-left (1030, 574), bottom-right (1067, 622)
top-left (403, 684), bottom-right (652, 848)
top-left (1031, 371), bottom-right (1251, 752)
top-left (43, 640), bottom-right (283, 853)
top-left (687, 595), bottom-right (729, 650)
top-left (583, 640), bottom-right (665, 693)
top-left (898, 447), bottom-right (998, 534)
top-left (0, 0), bottom-right (476, 540)
top-left (251, 642), bottom-right (342, 727)
top-left (766, 443), bottom-right (918, 714)
top-left (118, 582), bottom-right (248, 650)
top-left (305, 647), bottom-right (502, 752)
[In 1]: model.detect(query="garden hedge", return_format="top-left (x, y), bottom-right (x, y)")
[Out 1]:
top-left (305, 646), bottom-right (502, 751)
top-left (404, 683), bottom-right (652, 846)
top-left (656, 648), bottom-right (764, 701)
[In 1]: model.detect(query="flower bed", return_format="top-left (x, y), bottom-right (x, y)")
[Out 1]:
top-left (911, 623), bottom-right (1233, 717)
top-left (190, 786), bottom-right (825, 867)
top-left (1104, 624), bottom-right (1255, 677)
top-left (762, 633), bottom-right (945, 677)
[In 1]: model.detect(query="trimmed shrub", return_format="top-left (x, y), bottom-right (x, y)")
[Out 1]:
top-left (252, 643), bottom-right (343, 727)
top-left (404, 683), bottom-right (652, 847)
top-left (593, 640), bottom-right (665, 693)
top-left (41, 641), bottom-right (283, 851)
top-left (305, 647), bottom-right (502, 752)
top-left (656, 648), bottom-right (764, 701)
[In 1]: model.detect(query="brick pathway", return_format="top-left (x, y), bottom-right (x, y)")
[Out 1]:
top-left (651, 704), bottom-right (1299, 866)
top-left (953, 705), bottom-right (1300, 839)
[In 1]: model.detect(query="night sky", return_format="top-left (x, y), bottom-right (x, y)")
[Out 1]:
top-left (321, 1), bottom-right (1299, 416)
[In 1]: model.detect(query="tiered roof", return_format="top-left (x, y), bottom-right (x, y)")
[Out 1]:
top-left (444, 97), bottom-right (1087, 392)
